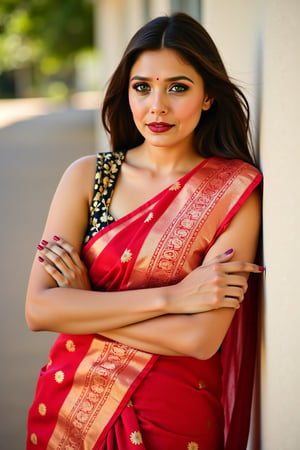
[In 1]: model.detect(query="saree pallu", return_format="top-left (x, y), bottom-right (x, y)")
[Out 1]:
top-left (27, 156), bottom-right (262, 450)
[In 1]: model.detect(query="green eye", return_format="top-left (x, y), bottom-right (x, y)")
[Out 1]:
top-left (133, 83), bottom-right (151, 93)
top-left (170, 84), bottom-right (189, 93)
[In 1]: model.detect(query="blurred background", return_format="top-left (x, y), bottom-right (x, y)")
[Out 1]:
top-left (0, 1), bottom-right (300, 449)
top-left (0, 0), bottom-right (96, 100)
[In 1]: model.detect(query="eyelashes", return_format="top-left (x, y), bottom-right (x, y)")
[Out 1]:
top-left (131, 82), bottom-right (189, 94)
top-left (132, 82), bottom-right (151, 93)
top-left (169, 83), bottom-right (189, 93)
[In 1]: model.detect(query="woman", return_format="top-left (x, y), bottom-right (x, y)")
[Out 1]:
top-left (26, 13), bottom-right (263, 450)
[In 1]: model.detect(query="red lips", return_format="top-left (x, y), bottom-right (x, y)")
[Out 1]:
top-left (147, 122), bottom-right (174, 133)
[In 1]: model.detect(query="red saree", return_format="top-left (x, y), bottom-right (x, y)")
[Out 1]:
top-left (27, 155), bottom-right (262, 449)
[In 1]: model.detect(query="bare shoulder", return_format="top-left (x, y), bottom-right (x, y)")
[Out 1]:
top-left (59, 154), bottom-right (97, 202)
top-left (64, 154), bottom-right (97, 178)
top-left (39, 154), bottom-right (98, 250)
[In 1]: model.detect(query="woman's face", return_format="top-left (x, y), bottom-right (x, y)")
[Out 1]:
top-left (128, 48), bottom-right (212, 152)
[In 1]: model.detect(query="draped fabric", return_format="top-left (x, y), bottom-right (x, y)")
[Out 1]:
top-left (26, 154), bottom-right (262, 449)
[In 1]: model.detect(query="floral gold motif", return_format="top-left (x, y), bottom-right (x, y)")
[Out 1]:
top-left (130, 430), bottom-right (143, 445)
top-left (169, 181), bottom-right (181, 191)
top-left (144, 212), bottom-right (154, 223)
top-left (188, 442), bottom-right (199, 450)
top-left (100, 211), bottom-right (110, 223)
top-left (85, 151), bottom-right (125, 243)
top-left (30, 433), bottom-right (38, 445)
top-left (121, 249), bottom-right (132, 263)
top-left (38, 403), bottom-right (47, 416)
top-left (54, 370), bottom-right (65, 384)
top-left (66, 340), bottom-right (76, 352)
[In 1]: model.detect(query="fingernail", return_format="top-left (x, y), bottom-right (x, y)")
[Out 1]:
top-left (37, 244), bottom-right (44, 251)
top-left (259, 266), bottom-right (265, 272)
top-left (41, 240), bottom-right (48, 246)
top-left (38, 256), bottom-right (44, 262)
top-left (53, 235), bottom-right (60, 241)
top-left (225, 248), bottom-right (233, 255)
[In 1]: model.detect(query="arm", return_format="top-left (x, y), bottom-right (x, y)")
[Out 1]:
top-left (25, 156), bottom-right (169, 333)
top-left (27, 156), bottom-right (241, 334)
top-left (100, 188), bottom-right (262, 359)
top-left (32, 176), bottom-right (262, 358)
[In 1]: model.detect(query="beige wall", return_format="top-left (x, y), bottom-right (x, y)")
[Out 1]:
top-left (149, 0), bottom-right (171, 17)
top-left (260, 1), bottom-right (300, 448)
top-left (202, 0), bottom-right (300, 448)
top-left (94, 0), bottom-right (147, 150)
top-left (202, 0), bottom-right (263, 144)
top-left (95, 0), bottom-right (146, 88)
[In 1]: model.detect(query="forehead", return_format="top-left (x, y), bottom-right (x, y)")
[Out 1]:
top-left (130, 48), bottom-right (199, 78)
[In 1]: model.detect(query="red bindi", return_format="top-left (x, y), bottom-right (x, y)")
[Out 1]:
top-left (156, 77), bottom-right (159, 80)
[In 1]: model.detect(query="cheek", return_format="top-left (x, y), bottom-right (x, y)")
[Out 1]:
top-left (179, 99), bottom-right (203, 126)
top-left (128, 95), bottom-right (143, 123)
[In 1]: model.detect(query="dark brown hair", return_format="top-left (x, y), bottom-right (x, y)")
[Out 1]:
top-left (102, 12), bottom-right (256, 165)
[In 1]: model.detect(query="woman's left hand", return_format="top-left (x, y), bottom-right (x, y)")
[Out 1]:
top-left (36, 236), bottom-right (91, 290)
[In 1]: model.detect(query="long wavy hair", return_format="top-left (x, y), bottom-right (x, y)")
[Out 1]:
top-left (102, 12), bottom-right (256, 165)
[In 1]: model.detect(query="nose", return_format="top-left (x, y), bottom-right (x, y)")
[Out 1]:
top-left (150, 90), bottom-right (168, 115)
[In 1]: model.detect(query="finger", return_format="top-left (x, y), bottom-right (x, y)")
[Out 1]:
top-left (203, 248), bottom-right (235, 267)
top-left (37, 256), bottom-right (67, 286)
top-left (224, 285), bottom-right (245, 301)
top-left (38, 237), bottom-right (75, 269)
top-left (222, 261), bottom-right (265, 274)
top-left (52, 236), bottom-right (83, 268)
top-left (206, 260), bottom-right (264, 275)
top-left (222, 298), bottom-right (241, 309)
top-left (211, 292), bottom-right (241, 310)
top-left (212, 282), bottom-right (246, 308)
top-left (39, 237), bottom-right (79, 272)
top-left (225, 274), bottom-right (248, 293)
top-left (38, 244), bottom-right (72, 275)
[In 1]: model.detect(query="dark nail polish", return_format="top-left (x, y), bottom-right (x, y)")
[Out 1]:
top-left (259, 266), bottom-right (265, 272)
top-left (38, 256), bottom-right (44, 262)
top-left (53, 235), bottom-right (60, 241)
top-left (37, 244), bottom-right (44, 251)
top-left (41, 240), bottom-right (48, 246)
top-left (225, 248), bottom-right (233, 255)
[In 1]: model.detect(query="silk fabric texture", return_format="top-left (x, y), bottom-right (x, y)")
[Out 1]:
top-left (27, 154), bottom-right (262, 449)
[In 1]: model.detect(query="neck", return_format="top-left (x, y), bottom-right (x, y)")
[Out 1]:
top-left (129, 141), bottom-right (204, 176)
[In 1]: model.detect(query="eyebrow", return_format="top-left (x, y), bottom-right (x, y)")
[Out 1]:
top-left (130, 75), bottom-right (194, 83)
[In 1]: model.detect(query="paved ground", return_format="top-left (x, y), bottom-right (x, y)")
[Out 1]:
top-left (0, 99), bottom-right (97, 448)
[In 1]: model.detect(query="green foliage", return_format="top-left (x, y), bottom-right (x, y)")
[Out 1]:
top-left (0, 0), bottom-right (94, 72)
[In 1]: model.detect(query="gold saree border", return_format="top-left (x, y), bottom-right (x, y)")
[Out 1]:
top-left (127, 158), bottom-right (260, 289)
top-left (48, 337), bottom-right (153, 449)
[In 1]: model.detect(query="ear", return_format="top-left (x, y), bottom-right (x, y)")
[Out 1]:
top-left (202, 95), bottom-right (214, 111)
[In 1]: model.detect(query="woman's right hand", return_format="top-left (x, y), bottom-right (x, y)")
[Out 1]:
top-left (36, 236), bottom-right (91, 290)
top-left (166, 249), bottom-right (264, 314)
